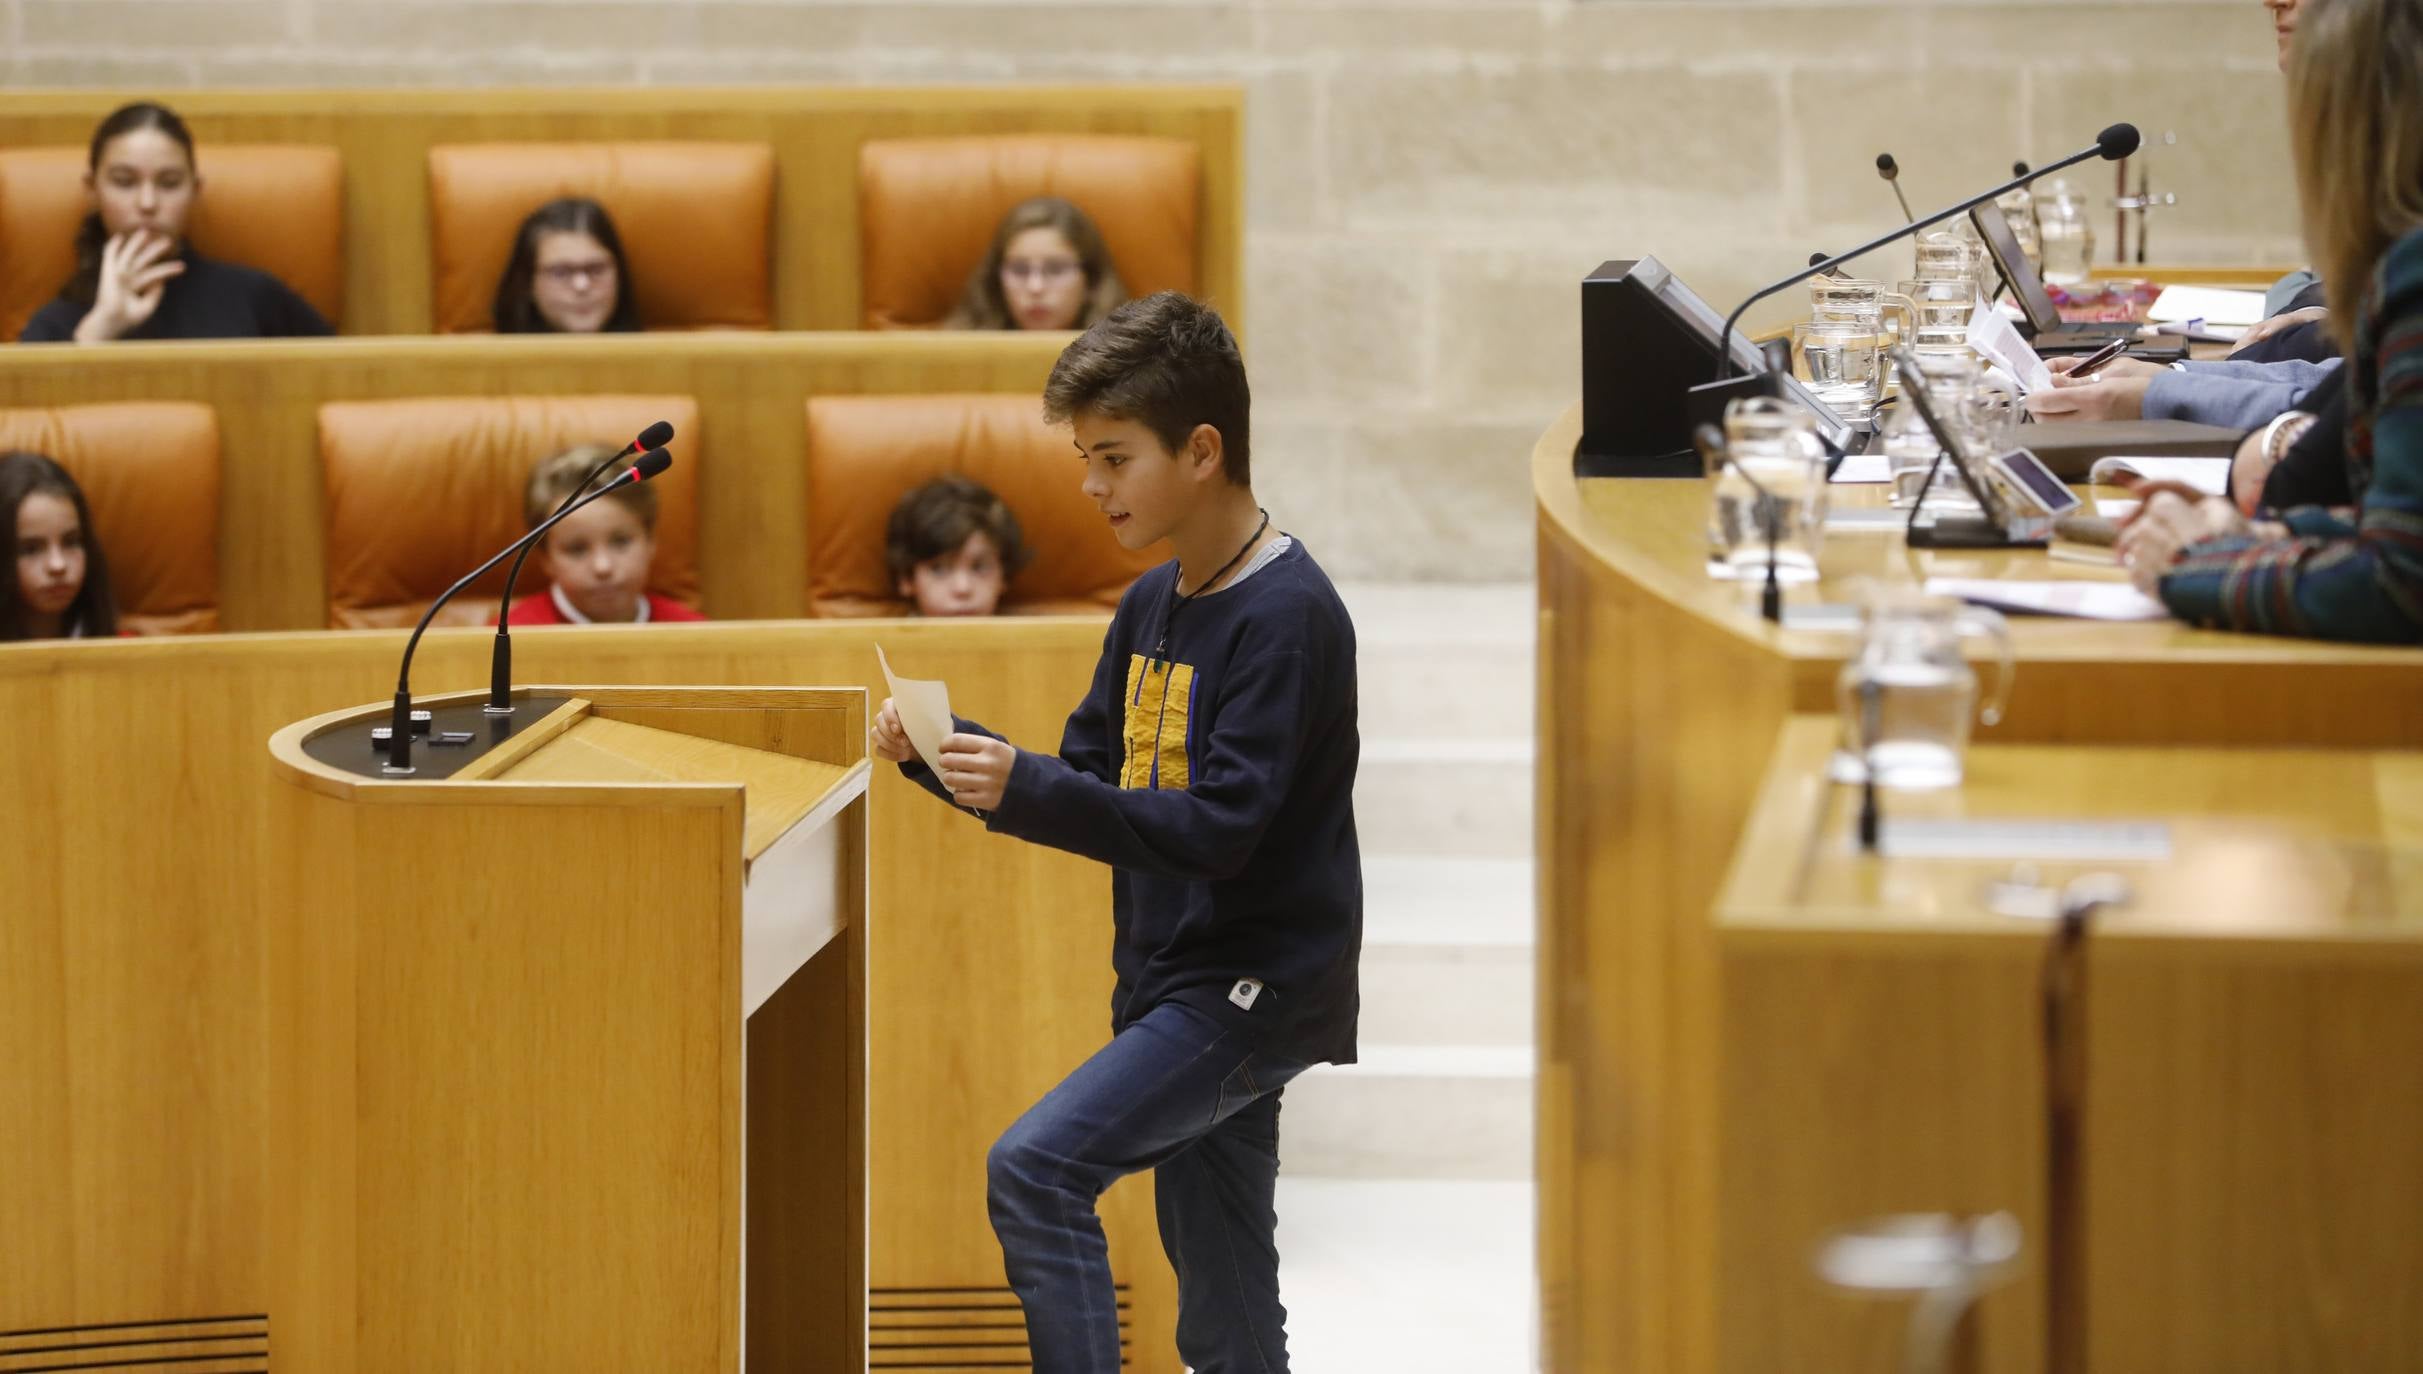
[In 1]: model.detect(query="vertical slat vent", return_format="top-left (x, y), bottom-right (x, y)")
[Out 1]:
top-left (0, 1314), bottom-right (268, 1374)
top-left (871, 1285), bottom-right (1132, 1371)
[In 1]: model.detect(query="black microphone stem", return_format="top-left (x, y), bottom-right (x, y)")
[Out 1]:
top-left (489, 427), bottom-right (670, 714)
top-left (386, 463), bottom-right (662, 773)
top-left (1715, 133), bottom-right (2131, 383)
top-left (1857, 677), bottom-right (1883, 851)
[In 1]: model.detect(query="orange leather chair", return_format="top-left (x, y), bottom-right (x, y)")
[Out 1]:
top-left (805, 393), bottom-right (1159, 617)
top-left (857, 135), bottom-right (1201, 330)
top-left (0, 402), bottom-right (221, 635)
top-left (427, 143), bottom-right (775, 334)
top-left (319, 395), bottom-right (702, 629)
top-left (0, 144), bottom-right (344, 341)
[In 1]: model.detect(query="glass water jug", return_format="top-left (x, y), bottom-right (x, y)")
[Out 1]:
top-left (1831, 592), bottom-right (2013, 789)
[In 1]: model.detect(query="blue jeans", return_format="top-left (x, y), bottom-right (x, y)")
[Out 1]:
top-left (986, 999), bottom-right (1306, 1373)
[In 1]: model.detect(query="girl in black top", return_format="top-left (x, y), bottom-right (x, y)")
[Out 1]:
top-left (2, 452), bottom-right (118, 640)
top-left (491, 198), bottom-right (642, 334)
top-left (17, 102), bottom-right (332, 345)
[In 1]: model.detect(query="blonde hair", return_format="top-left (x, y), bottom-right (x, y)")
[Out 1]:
top-left (522, 444), bottom-right (657, 532)
top-left (2288, 0), bottom-right (2423, 357)
top-left (943, 196), bottom-right (1127, 330)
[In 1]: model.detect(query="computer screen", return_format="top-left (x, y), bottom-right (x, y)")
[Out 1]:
top-left (1635, 256), bottom-right (1855, 453)
top-left (1969, 203), bottom-right (2062, 336)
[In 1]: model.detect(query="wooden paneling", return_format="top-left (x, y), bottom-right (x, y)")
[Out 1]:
top-left (0, 618), bottom-right (1179, 1371)
top-left (0, 332), bottom-right (1068, 630)
top-left (1530, 399), bottom-right (2423, 1374)
top-left (0, 85), bottom-right (1244, 337)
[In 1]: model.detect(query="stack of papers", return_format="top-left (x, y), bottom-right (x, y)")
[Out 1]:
top-left (1924, 576), bottom-right (2170, 622)
top-left (1967, 300), bottom-right (2053, 394)
top-left (2087, 455), bottom-right (2232, 494)
top-left (2148, 285), bottom-right (2267, 329)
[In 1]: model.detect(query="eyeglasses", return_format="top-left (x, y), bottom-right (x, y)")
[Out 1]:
top-left (539, 260), bottom-right (616, 286)
top-left (1001, 258), bottom-right (1082, 285)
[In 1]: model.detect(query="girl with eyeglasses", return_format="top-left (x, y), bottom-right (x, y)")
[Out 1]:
top-left (945, 196), bottom-right (1126, 332)
top-left (492, 197), bottom-right (642, 334)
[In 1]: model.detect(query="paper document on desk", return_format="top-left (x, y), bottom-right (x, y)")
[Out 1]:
top-left (1967, 300), bottom-right (2054, 395)
top-left (877, 644), bottom-right (958, 782)
top-left (1829, 452), bottom-right (1892, 484)
top-left (1925, 577), bottom-right (2170, 622)
top-left (2088, 456), bottom-right (2231, 495)
top-left (2149, 285), bottom-right (2266, 328)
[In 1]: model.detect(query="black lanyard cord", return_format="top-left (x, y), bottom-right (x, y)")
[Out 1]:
top-left (1151, 507), bottom-right (1270, 667)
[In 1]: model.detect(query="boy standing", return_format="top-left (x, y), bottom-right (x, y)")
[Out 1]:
top-left (872, 291), bottom-right (1361, 1372)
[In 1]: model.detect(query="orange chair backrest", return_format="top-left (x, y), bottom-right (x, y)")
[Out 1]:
top-left (858, 135), bottom-right (1200, 330)
top-left (0, 144), bottom-right (344, 341)
top-left (0, 402), bottom-right (221, 634)
top-left (805, 393), bottom-right (1159, 617)
top-left (318, 395), bottom-right (702, 629)
top-left (427, 143), bottom-right (774, 334)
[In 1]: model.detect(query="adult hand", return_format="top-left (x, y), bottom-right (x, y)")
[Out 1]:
top-left (2229, 427), bottom-right (2278, 518)
top-left (2026, 374), bottom-right (2154, 422)
top-left (73, 230), bottom-right (184, 343)
top-left (869, 697), bottom-right (914, 763)
top-left (2229, 305), bottom-right (2328, 356)
top-left (2116, 491), bottom-right (2247, 596)
top-left (2048, 355), bottom-right (2161, 382)
top-left (935, 733), bottom-right (1015, 811)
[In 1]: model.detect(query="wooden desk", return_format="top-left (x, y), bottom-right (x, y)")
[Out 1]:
top-left (0, 621), bottom-right (1179, 1372)
top-left (1715, 717), bottom-right (2423, 1373)
top-left (1530, 401), bottom-right (2423, 1374)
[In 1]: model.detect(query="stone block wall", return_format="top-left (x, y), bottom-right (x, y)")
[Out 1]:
top-left (6, 0), bottom-right (2295, 578)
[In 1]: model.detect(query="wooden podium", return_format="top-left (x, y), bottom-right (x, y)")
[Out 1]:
top-left (264, 685), bottom-right (870, 1372)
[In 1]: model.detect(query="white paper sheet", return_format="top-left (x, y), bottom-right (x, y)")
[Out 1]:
top-left (1829, 452), bottom-right (1892, 484)
top-left (877, 644), bottom-right (958, 786)
top-left (1967, 299), bottom-right (2054, 395)
top-left (2148, 285), bottom-right (2266, 328)
top-left (1924, 577), bottom-right (2170, 622)
top-left (2087, 456), bottom-right (2232, 495)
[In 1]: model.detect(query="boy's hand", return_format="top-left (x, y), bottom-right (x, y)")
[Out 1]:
top-left (869, 697), bottom-right (914, 763)
top-left (936, 733), bottom-right (1015, 810)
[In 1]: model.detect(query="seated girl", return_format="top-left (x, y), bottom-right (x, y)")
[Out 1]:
top-left (18, 101), bottom-right (333, 344)
top-left (885, 476), bottom-right (1030, 617)
top-left (943, 196), bottom-right (1126, 332)
top-left (2118, 0), bottom-right (2423, 644)
top-left (2, 451), bottom-right (118, 640)
top-left (500, 445), bottom-right (704, 626)
top-left (492, 198), bottom-right (641, 334)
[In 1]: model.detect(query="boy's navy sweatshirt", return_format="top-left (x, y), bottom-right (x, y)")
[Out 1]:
top-left (901, 538), bottom-right (1362, 1065)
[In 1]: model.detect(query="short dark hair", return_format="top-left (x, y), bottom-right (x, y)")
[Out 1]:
top-left (493, 197), bottom-right (641, 334)
top-left (1041, 290), bottom-right (1251, 486)
top-left (1, 450), bottom-right (118, 640)
top-left (885, 476), bottom-right (1031, 588)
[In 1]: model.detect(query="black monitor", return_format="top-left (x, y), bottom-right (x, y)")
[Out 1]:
top-left (1578, 257), bottom-right (1852, 478)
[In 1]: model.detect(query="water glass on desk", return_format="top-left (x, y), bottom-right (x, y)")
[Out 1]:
top-left (1881, 349), bottom-right (1983, 507)
top-left (1900, 277), bottom-right (1978, 335)
top-left (1811, 277), bottom-right (1914, 396)
top-left (2036, 179), bottom-right (2096, 286)
top-left (1830, 592), bottom-right (2012, 790)
top-left (1705, 397), bottom-right (1829, 585)
top-left (1797, 318), bottom-right (1882, 425)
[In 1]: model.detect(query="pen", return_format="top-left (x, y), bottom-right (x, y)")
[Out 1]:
top-left (2068, 336), bottom-right (2130, 378)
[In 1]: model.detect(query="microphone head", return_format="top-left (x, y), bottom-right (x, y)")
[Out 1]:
top-left (2096, 123), bottom-right (2141, 160)
top-left (632, 448), bottom-right (674, 481)
top-left (1808, 251), bottom-right (1831, 268)
top-left (634, 419), bottom-right (675, 452)
top-left (2012, 160), bottom-right (2031, 178)
top-left (1874, 152), bottom-right (1899, 181)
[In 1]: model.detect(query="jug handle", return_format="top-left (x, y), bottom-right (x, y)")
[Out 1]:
top-left (1881, 292), bottom-right (1918, 349)
top-left (1958, 606), bottom-right (2015, 726)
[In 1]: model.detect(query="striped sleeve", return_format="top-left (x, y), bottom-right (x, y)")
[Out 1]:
top-left (2156, 244), bottom-right (2423, 643)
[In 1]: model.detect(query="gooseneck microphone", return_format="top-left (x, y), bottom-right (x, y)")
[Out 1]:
top-left (1708, 123), bottom-right (2138, 387)
top-left (487, 420), bottom-right (675, 715)
top-left (1875, 151), bottom-right (1915, 223)
top-left (384, 447), bottom-right (676, 773)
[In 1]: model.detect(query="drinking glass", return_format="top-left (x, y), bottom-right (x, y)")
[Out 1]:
top-left (2036, 179), bottom-right (2096, 286)
top-left (1705, 397), bottom-right (1829, 585)
top-left (1797, 318), bottom-right (1883, 425)
top-left (1830, 591), bottom-right (2013, 790)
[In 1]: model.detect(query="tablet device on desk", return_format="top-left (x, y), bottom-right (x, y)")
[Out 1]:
top-left (1989, 449), bottom-right (2083, 517)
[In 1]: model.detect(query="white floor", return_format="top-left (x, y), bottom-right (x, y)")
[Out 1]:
top-left (1275, 1178), bottom-right (1538, 1372)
